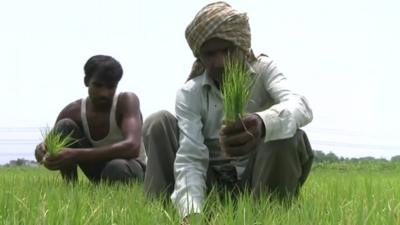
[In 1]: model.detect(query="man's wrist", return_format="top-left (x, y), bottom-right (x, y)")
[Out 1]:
top-left (71, 148), bottom-right (83, 163)
top-left (254, 114), bottom-right (266, 138)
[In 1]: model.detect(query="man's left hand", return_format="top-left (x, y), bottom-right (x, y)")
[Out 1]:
top-left (43, 148), bottom-right (77, 170)
top-left (219, 114), bottom-right (265, 157)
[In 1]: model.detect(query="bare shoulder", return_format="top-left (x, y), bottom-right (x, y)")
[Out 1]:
top-left (117, 92), bottom-right (141, 115)
top-left (56, 99), bottom-right (82, 123)
top-left (118, 92), bottom-right (140, 107)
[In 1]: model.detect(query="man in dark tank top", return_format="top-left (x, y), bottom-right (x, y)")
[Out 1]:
top-left (34, 55), bottom-right (146, 183)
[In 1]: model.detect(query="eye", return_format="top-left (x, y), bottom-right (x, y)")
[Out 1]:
top-left (107, 84), bottom-right (117, 89)
top-left (201, 51), bottom-right (215, 58)
top-left (91, 82), bottom-right (103, 88)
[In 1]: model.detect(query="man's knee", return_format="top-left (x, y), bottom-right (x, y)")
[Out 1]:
top-left (53, 118), bottom-right (87, 147)
top-left (250, 130), bottom-right (312, 199)
top-left (54, 118), bottom-right (79, 135)
top-left (54, 118), bottom-right (84, 140)
top-left (295, 129), bottom-right (314, 163)
top-left (259, 129), bottom-right (310, 159)
top-left (101, 159), bottom-right (144, 183)
top-left (143, 110), bottom-right (176, 135)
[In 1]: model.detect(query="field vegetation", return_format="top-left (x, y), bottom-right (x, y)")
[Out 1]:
top-left (1, 161), bottom-right (400, 224)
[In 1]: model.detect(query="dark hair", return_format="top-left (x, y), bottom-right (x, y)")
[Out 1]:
top-left (83, 55), bottom-right (123, 86)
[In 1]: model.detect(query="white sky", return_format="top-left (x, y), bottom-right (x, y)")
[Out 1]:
top-left (0, 0), bottom-right (399, 164)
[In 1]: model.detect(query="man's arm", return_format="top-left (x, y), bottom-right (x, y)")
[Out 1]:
top-left (34, 101), bottom-right (80, 181)
top-left (220, 57), bottom-right (313, 156)
top-left (171, 87), bottom-right (209, 218)
top-left (34, 100), bottom-right (80, 164)
top-left (44, 93), bottom-right (142, 169)
top-left (255, 58), bottom-right (313, 142)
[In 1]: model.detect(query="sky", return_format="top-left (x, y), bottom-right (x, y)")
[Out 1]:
top-left (0, 0), bottom-right (399, 164)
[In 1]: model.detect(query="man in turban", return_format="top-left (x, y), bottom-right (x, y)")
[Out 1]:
top-left (143, 1), bottom-right (314, 221)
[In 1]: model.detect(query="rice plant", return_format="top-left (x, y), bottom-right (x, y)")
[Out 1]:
top-left (2, 163), bottom-right (400, 225)
top-left (41, 127), bottom-right (78, 156)
top-left (222, 53), bottom-right (253, 124)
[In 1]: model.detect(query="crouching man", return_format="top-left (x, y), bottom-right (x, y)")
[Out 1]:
top-left (143, 2), bottom-right (314, 222)
top-left (35, 55), bottom-right (146, 183)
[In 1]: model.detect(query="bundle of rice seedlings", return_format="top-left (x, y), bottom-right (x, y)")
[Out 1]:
top-left (41, 127), bottom-right (78, 156)
top-left (222, 53), bottom-right (253, 125)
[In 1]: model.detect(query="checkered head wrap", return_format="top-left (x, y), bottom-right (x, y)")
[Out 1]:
top-left (185, 2), bottom-right (255, 81)
top-left (185, 1), bottom-right (251, 57)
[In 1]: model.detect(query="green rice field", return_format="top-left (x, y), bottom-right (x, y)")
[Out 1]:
top-left (1, 162), bottom-right (400, 225)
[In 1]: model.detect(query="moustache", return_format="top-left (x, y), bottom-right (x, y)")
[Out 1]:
top-left (93, 97), bottom-right (111, 104)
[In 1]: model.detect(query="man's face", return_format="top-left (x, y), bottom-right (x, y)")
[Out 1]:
top-left (198, 38), bottom-right (241, 86)
top-left (87, 73), bottom-right (118, 110)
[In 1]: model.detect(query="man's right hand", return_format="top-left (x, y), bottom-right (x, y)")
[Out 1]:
top-left (219, 114), bottom-right (265, 157)
top-left (34, 143), bottom-right (46, 164)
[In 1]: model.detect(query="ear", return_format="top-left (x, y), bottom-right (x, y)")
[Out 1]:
top-left (84, 76), bottom-right (89, 87)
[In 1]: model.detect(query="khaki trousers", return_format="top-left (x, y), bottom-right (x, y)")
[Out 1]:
top-left (143, 110), bottom-right (313, 199)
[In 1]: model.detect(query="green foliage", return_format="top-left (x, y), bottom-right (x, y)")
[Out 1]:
top-left (4, 158), bottom-right (36, 167)
top-left (41, 127), bottom-right (78, 156)
top-left (222, 53), bottom-right (253, 124)
top-left (313, 150), bottom-right (339, 163)
top-left (313, 160), bottom-right (400, 172)
top-left (1, 163), bottom-right (400, 224)
top-left (313, 150), bottom-right (390, 163)
top-left (391, 155), bottom-right (400, 162)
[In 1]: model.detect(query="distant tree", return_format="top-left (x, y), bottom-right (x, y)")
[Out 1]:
top-left (311, 151), bottom-right (393, 164)
top-left (376, 158), bottom-right (389, 162)
top-left (391, 155), bottom-right (400, 162)
top-left (313, 150), bottom-right (325, 162)
top-left (313, 150), bottom-right (326, 163)
top-left (350, 157), bottom-right (359, 162)
top-left (15, 158), bottom-right (25, 166)
top-left (325, 152), bottom-right (339, 162)
top-left (313, 150), bottom-right (339, 163)
top-left (358, 156), bottom-right (376, 161)
top-left (5, 158), bottom-right (37, 167)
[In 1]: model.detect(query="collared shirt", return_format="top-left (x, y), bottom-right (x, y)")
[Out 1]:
top-left (171, 56), bottom-right (313, 217)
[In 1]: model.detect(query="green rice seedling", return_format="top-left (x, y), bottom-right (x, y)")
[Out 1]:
top-left (41, 127), bottom-right (78, 156)
top-left (222, 53), bottom-right (253, 125)
top-left (1, 163), bottom-right (400, 224)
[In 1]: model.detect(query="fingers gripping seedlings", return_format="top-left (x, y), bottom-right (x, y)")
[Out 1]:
top-left (41, 127), bottom-right (78, 156)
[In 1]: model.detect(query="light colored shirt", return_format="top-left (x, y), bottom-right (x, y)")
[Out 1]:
top-left (81, 93), bottom-right (147, 164)
top-left (171, 56), bottom-right (313, 217)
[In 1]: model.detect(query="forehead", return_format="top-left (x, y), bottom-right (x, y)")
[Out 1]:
top-left (199, 38), bottom-right (235, 53)
top-left (90, 72), bottom-right (118, 85)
